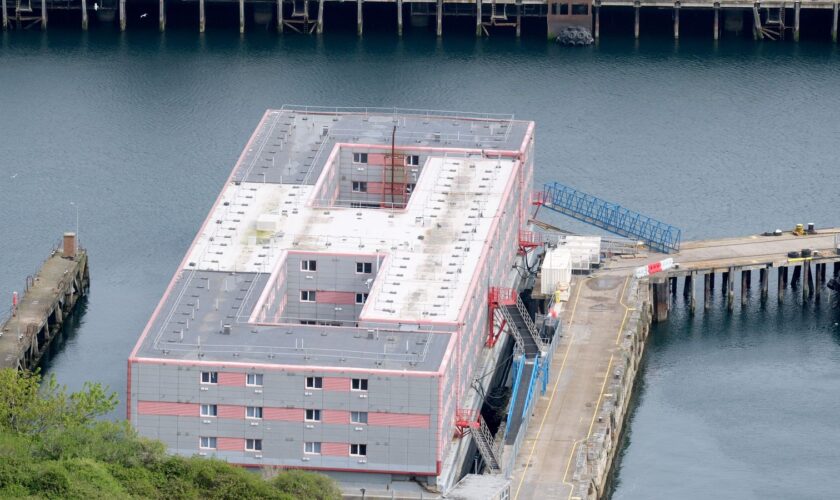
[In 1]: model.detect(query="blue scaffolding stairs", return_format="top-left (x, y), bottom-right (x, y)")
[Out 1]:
top-left (539, 182), bottom-right (682, 253)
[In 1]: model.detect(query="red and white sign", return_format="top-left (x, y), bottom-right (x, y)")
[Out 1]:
top-left (634, 258), bottom-right (675, 279)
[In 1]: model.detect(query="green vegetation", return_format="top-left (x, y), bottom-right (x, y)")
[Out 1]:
top-left (0, 369), bottom-right (341, 500)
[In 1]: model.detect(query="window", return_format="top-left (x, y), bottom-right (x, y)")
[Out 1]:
top-left (200, 404), bottom-right (217, 417)
top-left (353, 153), bottom-right (368, 164)
top-left (350, 444), bottom-right (367, 457)
top-left (405, 155), bottom-right (420, 167)
top-left (560, 3), bottom-right (569, 15)
top-left (405, 183), bottom-right (416, 195)
top-left (300, 260), bottom-right (317, 272)
top-left (305, 409), bottom-right (321, 422)
top-left (355, 293), bottom-right (369, 305)
top-left (352, 181), bottom-right (368, 193)
top-left (300, 290), bottom-right (316, 302)
top-left (246, 406), bottom-right (263, 419)
top-left (356, 262), bottom-right (372, 274)
top-left (304, 442), bottom-right (321, 454)
top-left (246, 439), bottom-right (262, 452)
top-left (550, 3), bottom-right (557, 14)
top-left (351, 411), bottom-right (368, 424)
top-left (199, 436), bottom-right (217, 449)
top-left (200, 371), bottom-right (218, 384)
top-left (351, 378), bottom-right (368, 391)
top-left (572, 3), bottom-right (588, 14)
top-left (246, 373), bottom-right (263, 387)
top-left (305, 376), bottom-right (323, 389)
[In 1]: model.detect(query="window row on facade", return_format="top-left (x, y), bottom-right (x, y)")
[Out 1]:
top-left (199, 372), bottom-right (368, 391)
top-left (198, 437), bottom-right (367, 457)
top-left (352, 152), bottom-right (419, 167)
top-left (297, 290), bottom-right (369, 303)
top-left (199, 404), bottom-right (369, 424)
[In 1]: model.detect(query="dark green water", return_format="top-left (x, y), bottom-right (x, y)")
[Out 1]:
top-left (1, 27), bottom-right (839, 498)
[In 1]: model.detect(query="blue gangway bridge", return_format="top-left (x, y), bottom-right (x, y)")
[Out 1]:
top-left (539, 182), bottom-right (682, 253)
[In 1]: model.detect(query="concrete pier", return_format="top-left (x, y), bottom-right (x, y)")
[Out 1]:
top-left (2, 0), bottom-right (7, 31)
top-left (652, 277), bottom-right (669, 322)
top-left (0, 234), bottom-right (89, 370)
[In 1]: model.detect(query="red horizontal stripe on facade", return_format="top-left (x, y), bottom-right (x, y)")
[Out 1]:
top-left (137, 401), bottom-right (197, 417)
top-left (321, 442), bottom-right (348, 457)
top-left (217, 405), bottom-right (244, 419)
top-left (322, 410), bottom-right (350, 425)
top-left (217, 437), bottom-right (244, 451)
top-left (369, 412), bottom-right (430, 428)
top-left (217, 372), bottom-right (245, 386)
top-left (322, 377), bottom-right (350, 391)
top-left (315, 291), bottom-right (356, 305)
top-left (264, 408), bottom-right (303, 421)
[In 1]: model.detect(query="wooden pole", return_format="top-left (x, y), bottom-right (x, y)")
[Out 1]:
top-left (200, 0), bottom-right (206, 33)
top-left (41, 0), bottom-right (46, 30)
top-left (397, 0), bottom-right (403, 36)
top-left (760, 268), bottom-right (768, 302)
top-left (777, 267), bottom-right (785, 304)
top-left (727, 267), bottom-right (735, 312)
top-left (803, 263), bottom-right (811, 299)
top-left (160, 0), bottom-right (166, 31)
top-left (833, 3), bottom-right (838, 43)
top-left (120, 0), bottom-right (126, 31)
top-left (594, 5), bottom-right (600, 39)
top-left (815, 264), bottom-right (822, 300)
top-left (794, 2), bottom-right (801, 41)
top-left (82, 0), bottom-right (88, 30)
top-left (475, 0), bottom-right (481, 37)
top-left (710, 272), bottom-right (715, 292)
top-left (634, 3), bottom-right (640, 39)
top-left (357, 0), bottom-right (363, 36)
top-left (277, 0), bottom-right (282, 32)
top-left (713, 3), bottom-right (719, 40)
top-left (437, 0), bottom-right (443, 37)
top-left (239, 0), bottom-right (245, 33)
top-left (688, 272), bottom-right (696, 314)
top-left (516, 3), bottom-right (521, 37)
top-left (740, 269), bottom-right (748, 307)
top-left (318, 0), bottom-right (324, 33)
top-left (704, 274), bottom-right (711, 310)
top-left (673, 4), bottom-right (679, 40)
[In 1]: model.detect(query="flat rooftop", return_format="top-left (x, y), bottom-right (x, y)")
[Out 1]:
top-left (132, 107), bottom-right (534, 372)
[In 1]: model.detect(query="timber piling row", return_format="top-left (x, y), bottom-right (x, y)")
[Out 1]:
top-left (649, 257), bottom-right (840, 322)
top-left (0, 233), bottom-right (89, 370)
top-left (2, 0), bottom-right (839, 43)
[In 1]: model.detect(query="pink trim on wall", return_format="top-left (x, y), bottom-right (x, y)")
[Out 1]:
top-left (322, 377), bottom-right (351, 391)
top-left (316, 291), bottom-right (356, 305)
top-left (217, 405), bottom-right (245, 419)
top-left (369, 412), bottom-right (430, 428)
top-left (321, 442), bottom-right (349, 457)
top-left (217, 372), bottom-right (246, 386)
top-left (217, 437), bottom-right (245, 451)
top-left (137, 401), bottom-right (198, 417)
top-left (264, 408), bottom-right (303, 421)
top-left (322, 410), bottom-right (350, 425)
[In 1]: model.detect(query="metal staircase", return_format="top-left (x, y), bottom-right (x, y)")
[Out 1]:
top-left (489, 287), bottom-right (545, 355)
top-left (537, 182), bottom-right (682, 253)
top-left (455, 410), bottom-right (501, 473)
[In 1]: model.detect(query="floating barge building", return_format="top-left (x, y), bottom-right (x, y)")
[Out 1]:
top-left (127, 106), bottom-right (548, 491)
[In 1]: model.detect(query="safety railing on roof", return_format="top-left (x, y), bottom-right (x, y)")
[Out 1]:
top-left (540, 182), bottom-right (682, 253)
top-left (281, 104), bottom-right (514, 122)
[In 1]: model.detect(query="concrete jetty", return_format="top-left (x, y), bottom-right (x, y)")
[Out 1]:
top-left (0, 233), bottom-right (89, 370)
top-left (511, 228), bottom-right (840, 499)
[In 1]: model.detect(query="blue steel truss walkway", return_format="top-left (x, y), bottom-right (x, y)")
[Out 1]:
top-left (540, 182), bottom-right (682, 253)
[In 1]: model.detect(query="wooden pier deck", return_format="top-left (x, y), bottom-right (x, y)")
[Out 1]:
top-left (0, 235), bottom-right (89, 370)
top-left (511, 228), bottom-right (840, 500)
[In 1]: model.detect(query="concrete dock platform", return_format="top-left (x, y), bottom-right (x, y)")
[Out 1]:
top-left (0, 235), bottom-right (89, 370)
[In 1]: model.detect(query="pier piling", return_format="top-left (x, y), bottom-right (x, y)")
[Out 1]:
top-left (710, 272), bottom-right (715, 291)
top-left (397, 0), bottom-right (402, 35)
top-left (815, 264), bottom-right (822, 300)
top-left (2, 0), bottom-right (7, 31)
top-left (436, 0), bottom-right (442, 36)
top-left (594, 5), bottom-right (600, 39)
top-left (276, 0), bottom-right (282, 32)
top-left (200, 0), bottom-right (206, 32)
top-left (792, 265), bottom-right (801, 287)
top-left (357, 0), bottom-right (363, 35)
top-left (674, 4), bottom-right (680, 39)
top-left (727, 267), bottom-right (735, 311)
top-left (795, 2), bottom-right (801, 41)
top-left (713, 3), bottom-right (719, 40)
top-left (760, 268), bottom-right (768, 302)
top-left (634, 2), bottom-right (640, 39)
top-left (741, 269), bottom-right (748, 306)
top-left (160, 0), bottom-right (166, 31)
top-left (41, 0), bottom-right (47, 29)
top-left (516, 3), bottom-right (521, 36)
top-left (804, 263), bottom-right (811, 299)
top-left (670, 276), bottom-right (678, 297)
top-left (745, 269), bottom-right (752, 289)
top-left (683, 274), bottom-right (692, 298)
top-left (240, 0), bottom-right (245, 33)
top-left (833, 2), bottom-right (838, 42)
top-left (834, 262), bottom-right (840, 277)
top-left (318, 0), bottom-right (325, 33)
top-left (81, 0), bottom-right (88, 30)
top-left (688, 272), bottom-right (696, 314)
top-left (120, 0), bottom-right (126, 31)
top-left (475, 0), bottom-right (481, 36)
top-left (777, 267), bottom-right (785, 303)
top-left (722, 270), bottom-right (729, 293)
top-left (652, 277), bottom-right (669, 322)
top-left (704, 273), bottom-right (711, 310)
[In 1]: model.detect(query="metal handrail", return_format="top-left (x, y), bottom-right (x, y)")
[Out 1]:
top-left (281, 104), bottom-right (514, 123)
top-left (516, 294), bottom-right (546, 352)
top-left (497, 305), bottom-right (525, 354)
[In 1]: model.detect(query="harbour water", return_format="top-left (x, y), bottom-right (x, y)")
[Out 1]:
top-left (1, 26), bottom-right (839, 498)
